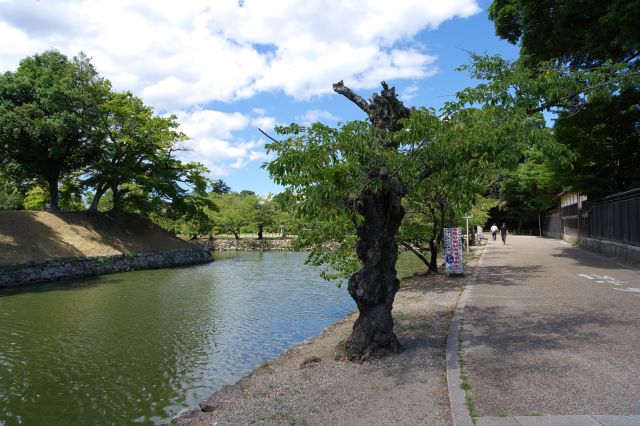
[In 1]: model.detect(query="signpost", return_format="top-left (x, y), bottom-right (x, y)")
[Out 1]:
top-left (462, 214), bottom-right (473, 253)
top-left (443, 227), bottom-right (463, 275)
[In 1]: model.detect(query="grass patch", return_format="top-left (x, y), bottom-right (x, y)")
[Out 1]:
top-left (457, 337), bottom-right (477, 424)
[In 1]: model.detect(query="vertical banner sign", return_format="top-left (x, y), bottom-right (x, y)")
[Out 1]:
top-left (443, 227), bottom-right (464, 274)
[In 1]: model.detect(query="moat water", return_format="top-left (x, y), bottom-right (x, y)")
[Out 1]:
top-left (0, 251), bottom-right (423, 425)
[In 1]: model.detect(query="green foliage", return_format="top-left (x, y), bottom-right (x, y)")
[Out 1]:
top-left (453, 52), bottom-right (637, 199)
top-left (23, 186), bottom-right (48, 211)
top-left (553, 88), bottom-right (640, 197)
top-left (499, 147), bottom-right (561, 224)
top-left (453, 54), bottom-right (638, 117)
top-left (1, 50), bottom-right (215, 229)
top-left (489, 0), bottom-right (640, 68)
top-left (0, 165), bottom-right (28, 210)
top-left (210, 179), bottom-right (231, 194)
top-left (488, 0), bottom-right (640, 199)
top-left (209, 192), bottom-right (264, 238)
top-left (0, 50), bottom-right (110, 210)
top-left (264, 117), bottom-right (431, 282)
top-left (399, 104), bottom-right (538, 270)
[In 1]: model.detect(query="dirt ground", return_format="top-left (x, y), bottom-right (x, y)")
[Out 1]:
top-left (171, 252), bottom-right (484, 426)
top-left (0, 211), bottom-right (192, 263)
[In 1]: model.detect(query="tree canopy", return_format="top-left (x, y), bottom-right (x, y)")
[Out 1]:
top-left (488, 0), bottom-right (640, 200)
top-left (0, 50), bottom-right (214, 231)
top-left (0, 50), bottom-right (110, 211)
top-left (489, 0), bottom-right (640, 68)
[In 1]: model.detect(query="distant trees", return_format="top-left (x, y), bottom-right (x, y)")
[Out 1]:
top-left (0, 50), bottom-right (212, 229)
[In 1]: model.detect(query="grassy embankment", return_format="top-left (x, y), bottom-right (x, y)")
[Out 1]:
top-left (0, 211), bottom-right (192, 264)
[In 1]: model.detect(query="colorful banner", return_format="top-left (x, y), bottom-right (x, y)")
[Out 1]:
top-left (443, 227), bottom-right (464, 275)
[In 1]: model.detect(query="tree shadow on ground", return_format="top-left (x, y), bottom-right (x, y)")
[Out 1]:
top-left (0, 211), bottom-right (191, 264)
top-left (550, 245), bottom-right (638, 271)
top-left (462, 304), bottom-right (630, 360)
top-left (477, 264), bottom-right (544, 287)
top-left (0, 211), bottom-right (84, 263)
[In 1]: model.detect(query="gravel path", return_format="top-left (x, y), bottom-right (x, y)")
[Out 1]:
top-left (171, 251), bottom-right (484, 425)
top-left (461, 236), bottom-right (640, 417)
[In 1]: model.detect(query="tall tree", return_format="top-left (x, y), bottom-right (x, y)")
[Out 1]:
top-left (84, 90), bottom-right (212, 224)
top-left (400, 106), bottom-right (527, 271)
top-left (0, 50), bottom-right (109, 211)
top-left (267, 82), bottom-right (438, 360)
top-left (210, 179), bottom-right (231, 195)
top-left (488, 0), bottom-right (640, 197)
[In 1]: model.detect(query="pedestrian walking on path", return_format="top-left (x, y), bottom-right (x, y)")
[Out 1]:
top-left (500, 223), bottom-right (507, 244)
top-left (453, 235), bottom-right (640, 424)
top-left (490, 223), bottom-right (498, 241)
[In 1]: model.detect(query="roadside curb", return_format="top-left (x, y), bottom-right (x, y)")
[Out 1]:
top-left (446, 243), bottom-right (488, 426)
top-left (446, 238), bottom-right (640, 426)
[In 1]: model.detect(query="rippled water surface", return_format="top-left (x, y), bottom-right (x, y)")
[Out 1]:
top-left (0, 251), bottom-right (423, 425)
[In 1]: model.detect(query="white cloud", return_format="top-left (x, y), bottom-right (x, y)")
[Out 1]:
top-left (173, 108), bottom-right (274, 177)
top-left (0, 0), bottom-right (480, 110)
top-left (401, 83), bottom-right (420, 102)
top-left (299, 109), bottom-right (339, 125)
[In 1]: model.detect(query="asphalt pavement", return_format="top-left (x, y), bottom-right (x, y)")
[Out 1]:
top-left (460, 235), bottom-right (640, 422)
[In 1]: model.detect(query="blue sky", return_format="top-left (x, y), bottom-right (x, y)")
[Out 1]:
top-left (0, 0), bottom-right (519, 195)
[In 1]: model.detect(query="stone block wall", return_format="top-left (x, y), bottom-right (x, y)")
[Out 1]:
top-left (201, 238), bottom-right (294, 251)
top-left (0, 246), bottom-right (212, 288)
top-left (584, 238), bottom-right (640, 267)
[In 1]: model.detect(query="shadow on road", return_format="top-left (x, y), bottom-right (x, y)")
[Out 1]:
top-left (463, 305), bottom-right (630, 358)
top-left (477, 264), bottom-right (544, 287)
top-left (550, 245), bottom-right (637, 271)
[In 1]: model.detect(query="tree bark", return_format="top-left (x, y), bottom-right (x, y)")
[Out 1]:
top-left (257, 224), bottom-right (264, 240)
top-left (428, 238), bottom-right (438, 273)
top-left (110, 185), bottom-right (122, 216)
top-left (87, 183), bottom-right (108, 214)
top-left (335, 81), bottom-right (411, 361)
top-left (47, 175), bottom-right (59, 212)
top-left (347, 189), bottom-right (405, 360)
top-left (400, 240), bottom-right (431, 269)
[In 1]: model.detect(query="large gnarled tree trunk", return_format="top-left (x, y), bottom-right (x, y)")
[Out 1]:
top-left (333, 81), bottom-right (411, 360)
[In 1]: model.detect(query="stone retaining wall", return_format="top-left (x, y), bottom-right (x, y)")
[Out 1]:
top-left (197, 239), bottom-right (340, 252)
top-left (583, 238), bottom-right (640, 267)
top-left (199, 238), bottom-right (295, 251)
top-left (0, 246), bottom-right (212, 288)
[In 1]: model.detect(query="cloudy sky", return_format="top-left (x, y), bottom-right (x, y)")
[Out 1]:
top-left (0, 0), bottom-right (517, 194)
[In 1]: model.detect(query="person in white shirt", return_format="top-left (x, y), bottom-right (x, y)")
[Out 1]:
top-left (490, 223), bottom-right (498, 241)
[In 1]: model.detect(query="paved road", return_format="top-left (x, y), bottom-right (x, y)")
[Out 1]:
top-left (462, 236), bottom-right (640, 417)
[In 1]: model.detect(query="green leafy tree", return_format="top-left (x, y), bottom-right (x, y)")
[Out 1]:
top-left (0, 50), bottom-right (110, 211)
top-left (552, 88), bottom-right (640, 197)
top-left (82, 90), bottom-right (213, 228)
top-left (266, 80), bottom-right (550, 360)
top-left (453, 53), bottom-right (636, 198)
top-left (23, 185), bottom-right (48, 211)
top-left (210, 179), bottom-right (231, 194)
top-left (0, 164), bottom-right (29, 210)
top-left (488, 0), bottom-right (640, 197)
top-left (254, 195), bottom-right (278, 240)
top-left (499, 147), bottom-right (563, 229)
top-left (210, 192), bottom-right (260, 239)
top-left (266, 81), bottom-right (440, 360)
top-left (85, 91), bottom-right (184, 212)
top-left (399, 106), bottom-right (531, 271)
top-left (489, 0), bottom-right (640, 68)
